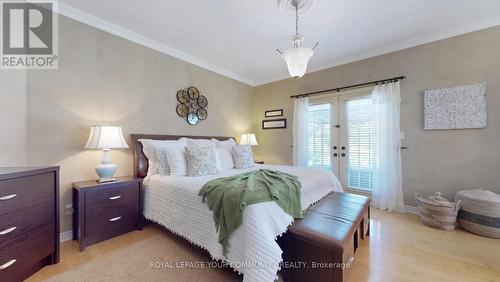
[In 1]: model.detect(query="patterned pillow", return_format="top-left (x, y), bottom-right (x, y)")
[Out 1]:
top-left (185, 147), bottom-right (219, 176)
top-left (232, 145), bottom-right (255, 169)
top-left (157, 146), bottom-right (188, 176)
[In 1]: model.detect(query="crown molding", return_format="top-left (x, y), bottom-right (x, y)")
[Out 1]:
top-left (53, 2), bottom-right (500, 87)
top-left (56, 2), bottom-right (257, 86)
top-left (258, 15), bottom-right (500, 86)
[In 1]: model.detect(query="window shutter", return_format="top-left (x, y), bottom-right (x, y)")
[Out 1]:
top-left (307, 104), bottom-right (331, 170)
top-left (344, 97), bottom-right (375, 190)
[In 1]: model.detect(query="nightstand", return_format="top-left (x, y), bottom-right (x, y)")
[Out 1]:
top-left (255, 160), bottom-right (264, 164)
top-left (72, 177), bottom-right (143, 251)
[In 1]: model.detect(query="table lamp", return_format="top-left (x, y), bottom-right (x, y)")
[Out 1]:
top-left (84, 125), bottom-right (129, 183)
top-left (239, 133), bottom-right (258, 146)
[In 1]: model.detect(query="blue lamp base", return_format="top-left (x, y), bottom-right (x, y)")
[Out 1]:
top-left (96, 164), bottom-right (117, 183)
top-left (95, 149), bottom-right (118, 183)
top-left (95, 163), bottom-right (117, 178)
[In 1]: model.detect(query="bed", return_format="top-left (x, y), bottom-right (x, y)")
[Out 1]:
top-left (131, 134), bottom-right (343, 282)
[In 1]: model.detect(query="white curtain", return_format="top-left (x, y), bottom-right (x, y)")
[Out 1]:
top-left (371, 82), bottom-right (404, 212)
top-left (293, 97), bottom-right (309, 166)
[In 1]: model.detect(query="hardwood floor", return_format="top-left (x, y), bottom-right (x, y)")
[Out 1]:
top-left (28, 209), bottom-right (500, 282)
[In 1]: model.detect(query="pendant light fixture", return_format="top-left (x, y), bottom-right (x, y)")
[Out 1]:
top-left (277, 0), bottom-right (318, 78)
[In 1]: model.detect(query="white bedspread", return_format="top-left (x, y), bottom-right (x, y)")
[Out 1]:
top-left (143, 164), bottom-right (343, 282)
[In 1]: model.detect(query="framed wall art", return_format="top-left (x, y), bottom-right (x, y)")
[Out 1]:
top-left (265, 109), bottom-right (283, 118)
top-left (262, 118), bottom-right (287, 129)
top-left (424, 83), bottom-right (486, 130)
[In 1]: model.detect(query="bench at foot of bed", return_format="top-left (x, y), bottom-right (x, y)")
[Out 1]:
top-left (281, 192), bottom-right (370, 282)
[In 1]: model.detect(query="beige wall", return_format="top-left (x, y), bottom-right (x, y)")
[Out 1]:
top-left (0, 69), bottom-right (27, 166)
top-left (253, 26), bottom-right (500, 206)
top-left (25, 15), bottom-right (254, 232)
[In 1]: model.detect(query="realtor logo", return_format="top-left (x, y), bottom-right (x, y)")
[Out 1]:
top-left (1, 0), bottom-right (58, 69)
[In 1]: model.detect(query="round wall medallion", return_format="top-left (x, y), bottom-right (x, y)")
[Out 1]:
top-left (176, 87), bottom-right (208, 125)
top-left (197, 108), bottom-right (208, 120)
top-left (188, 87), bottom-right (200, 99)
top-left (176, 104), bottom-right (189, 117)
top-left (198, 95), bottom-right (208, 108)
top-left (177, 90), bottom-right (189, 104)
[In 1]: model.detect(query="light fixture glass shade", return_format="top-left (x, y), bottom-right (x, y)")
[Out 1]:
top-left (239, 133), bottom-right (258, 146)
top-left (84, 125), bottom-right (129, 150)
top-left (282, 47), bottom-right (313, 78)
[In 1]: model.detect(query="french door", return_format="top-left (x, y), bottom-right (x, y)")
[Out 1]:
top-left (307, 87), bottom-right (376, 192)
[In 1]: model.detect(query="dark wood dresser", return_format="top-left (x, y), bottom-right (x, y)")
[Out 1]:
top-left (0, 167), bottom-right (60, 282)
top-left (73, 177), bottom-right (143, 251)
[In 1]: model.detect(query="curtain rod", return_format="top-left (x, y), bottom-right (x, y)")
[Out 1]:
top-left (290, 76), bottom-right (406, 99)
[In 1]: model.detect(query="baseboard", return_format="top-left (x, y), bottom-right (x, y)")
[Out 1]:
top-left (60, 230), bottom-right (73, 242)
top-left (404, 205), bottom-right (419, 214)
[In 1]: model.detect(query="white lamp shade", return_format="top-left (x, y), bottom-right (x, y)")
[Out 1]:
top-left (239, 133), bottom-right (258, 146)
top-left (84, 126), bottom-right (129, 150)
top-left (282, 47), bottom-right (313, 78)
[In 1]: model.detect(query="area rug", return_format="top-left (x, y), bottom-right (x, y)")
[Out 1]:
top-left (46, 234), bottom-right (241, 282)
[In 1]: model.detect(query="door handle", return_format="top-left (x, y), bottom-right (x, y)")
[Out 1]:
top-left (341, 146), bottom-right (346, 150)
top-left (341, 153), bottom-right (346, 157)
top-left (333, 146), bottom-right (337, 150)
top-left (333, 153), bottom-right (338, 157)
top-left (109, 195), bottom-right (122, 200)
top-left (109, 217), bottom-right (122, 222)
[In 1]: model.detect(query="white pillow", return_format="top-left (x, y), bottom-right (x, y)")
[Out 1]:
top-left (212, 138), bottom-right (236, 150)
top-left (157, 146), bottom-right (188, 176)
top-left (139, 138), bottom-right (187, 177)
top-left (215, 147), bottom-right (235, 170)
top-left (185, 147), bottom-right (219, 176)
top-left (232, 145), bottom-right (255, 169)
top-left (187, 139), bottom-right (215, 149)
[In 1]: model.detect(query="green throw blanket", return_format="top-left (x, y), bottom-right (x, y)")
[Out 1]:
top-left (199, 169), bottom-right (303, 256)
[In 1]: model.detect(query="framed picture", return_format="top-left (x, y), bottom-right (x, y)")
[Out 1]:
top-left (265, 109), bottom-right (283, 118)
top-left (424, 83), bottom-right (486, 130)
top-left (262, 119), bottom-right (287, 129)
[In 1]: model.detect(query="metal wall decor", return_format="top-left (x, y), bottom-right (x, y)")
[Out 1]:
top-left (176, 87), bottom-right (208, 125)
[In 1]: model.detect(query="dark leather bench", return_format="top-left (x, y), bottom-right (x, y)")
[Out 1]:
top-left (281, 192), bottom-right (370, 282)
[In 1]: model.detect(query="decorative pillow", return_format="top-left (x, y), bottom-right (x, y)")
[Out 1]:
top-left (185, 147), bottom-right (219, 176)
top-left (139, 138), bottom-right (187, 178)
top-left (215, 147), bottom-right (235, 171)
top-left (157, 146), bottom-right (188, 176)
top-left (187, 139), bottom-right (215, 149)
top-left (232, 145), bottom-right (255, 169)
top-left (212, 138), bottom-right (235, 151)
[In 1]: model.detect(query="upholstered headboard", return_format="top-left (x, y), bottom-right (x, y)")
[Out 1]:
top-left (130, 134), bottom-right (234, 178)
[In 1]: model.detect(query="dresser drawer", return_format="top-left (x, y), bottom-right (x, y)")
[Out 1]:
top-left (85, 199), bottom-right (139, 246)
top-left (0, 199), bottom-right (54, 250)
top-left (0, 173), bottom-right (55, 215)
top-left (85, 182), bottom-right (139, 211)
top-left (0, 224), bottom-right (55, 282)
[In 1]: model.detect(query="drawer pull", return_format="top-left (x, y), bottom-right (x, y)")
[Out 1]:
top-left (0, 259), bottom-right (16, 270)
top-left (109, 216), bottom-right (122, 222)
top-left (109, 195), bottom-right (122, 200)
top-left (0, 227), bottom-right (17, 235)
top-left (0, 194), bottom-right (17, 201)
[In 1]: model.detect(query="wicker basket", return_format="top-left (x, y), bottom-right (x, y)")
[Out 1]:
top-left (455, 189), bottom-right (500, 238)
top-left (416, 192), bottom-right (461, 231)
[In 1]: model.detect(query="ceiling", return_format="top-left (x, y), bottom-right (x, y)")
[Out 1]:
top-left (57, 0), bottom-right (500, 86)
